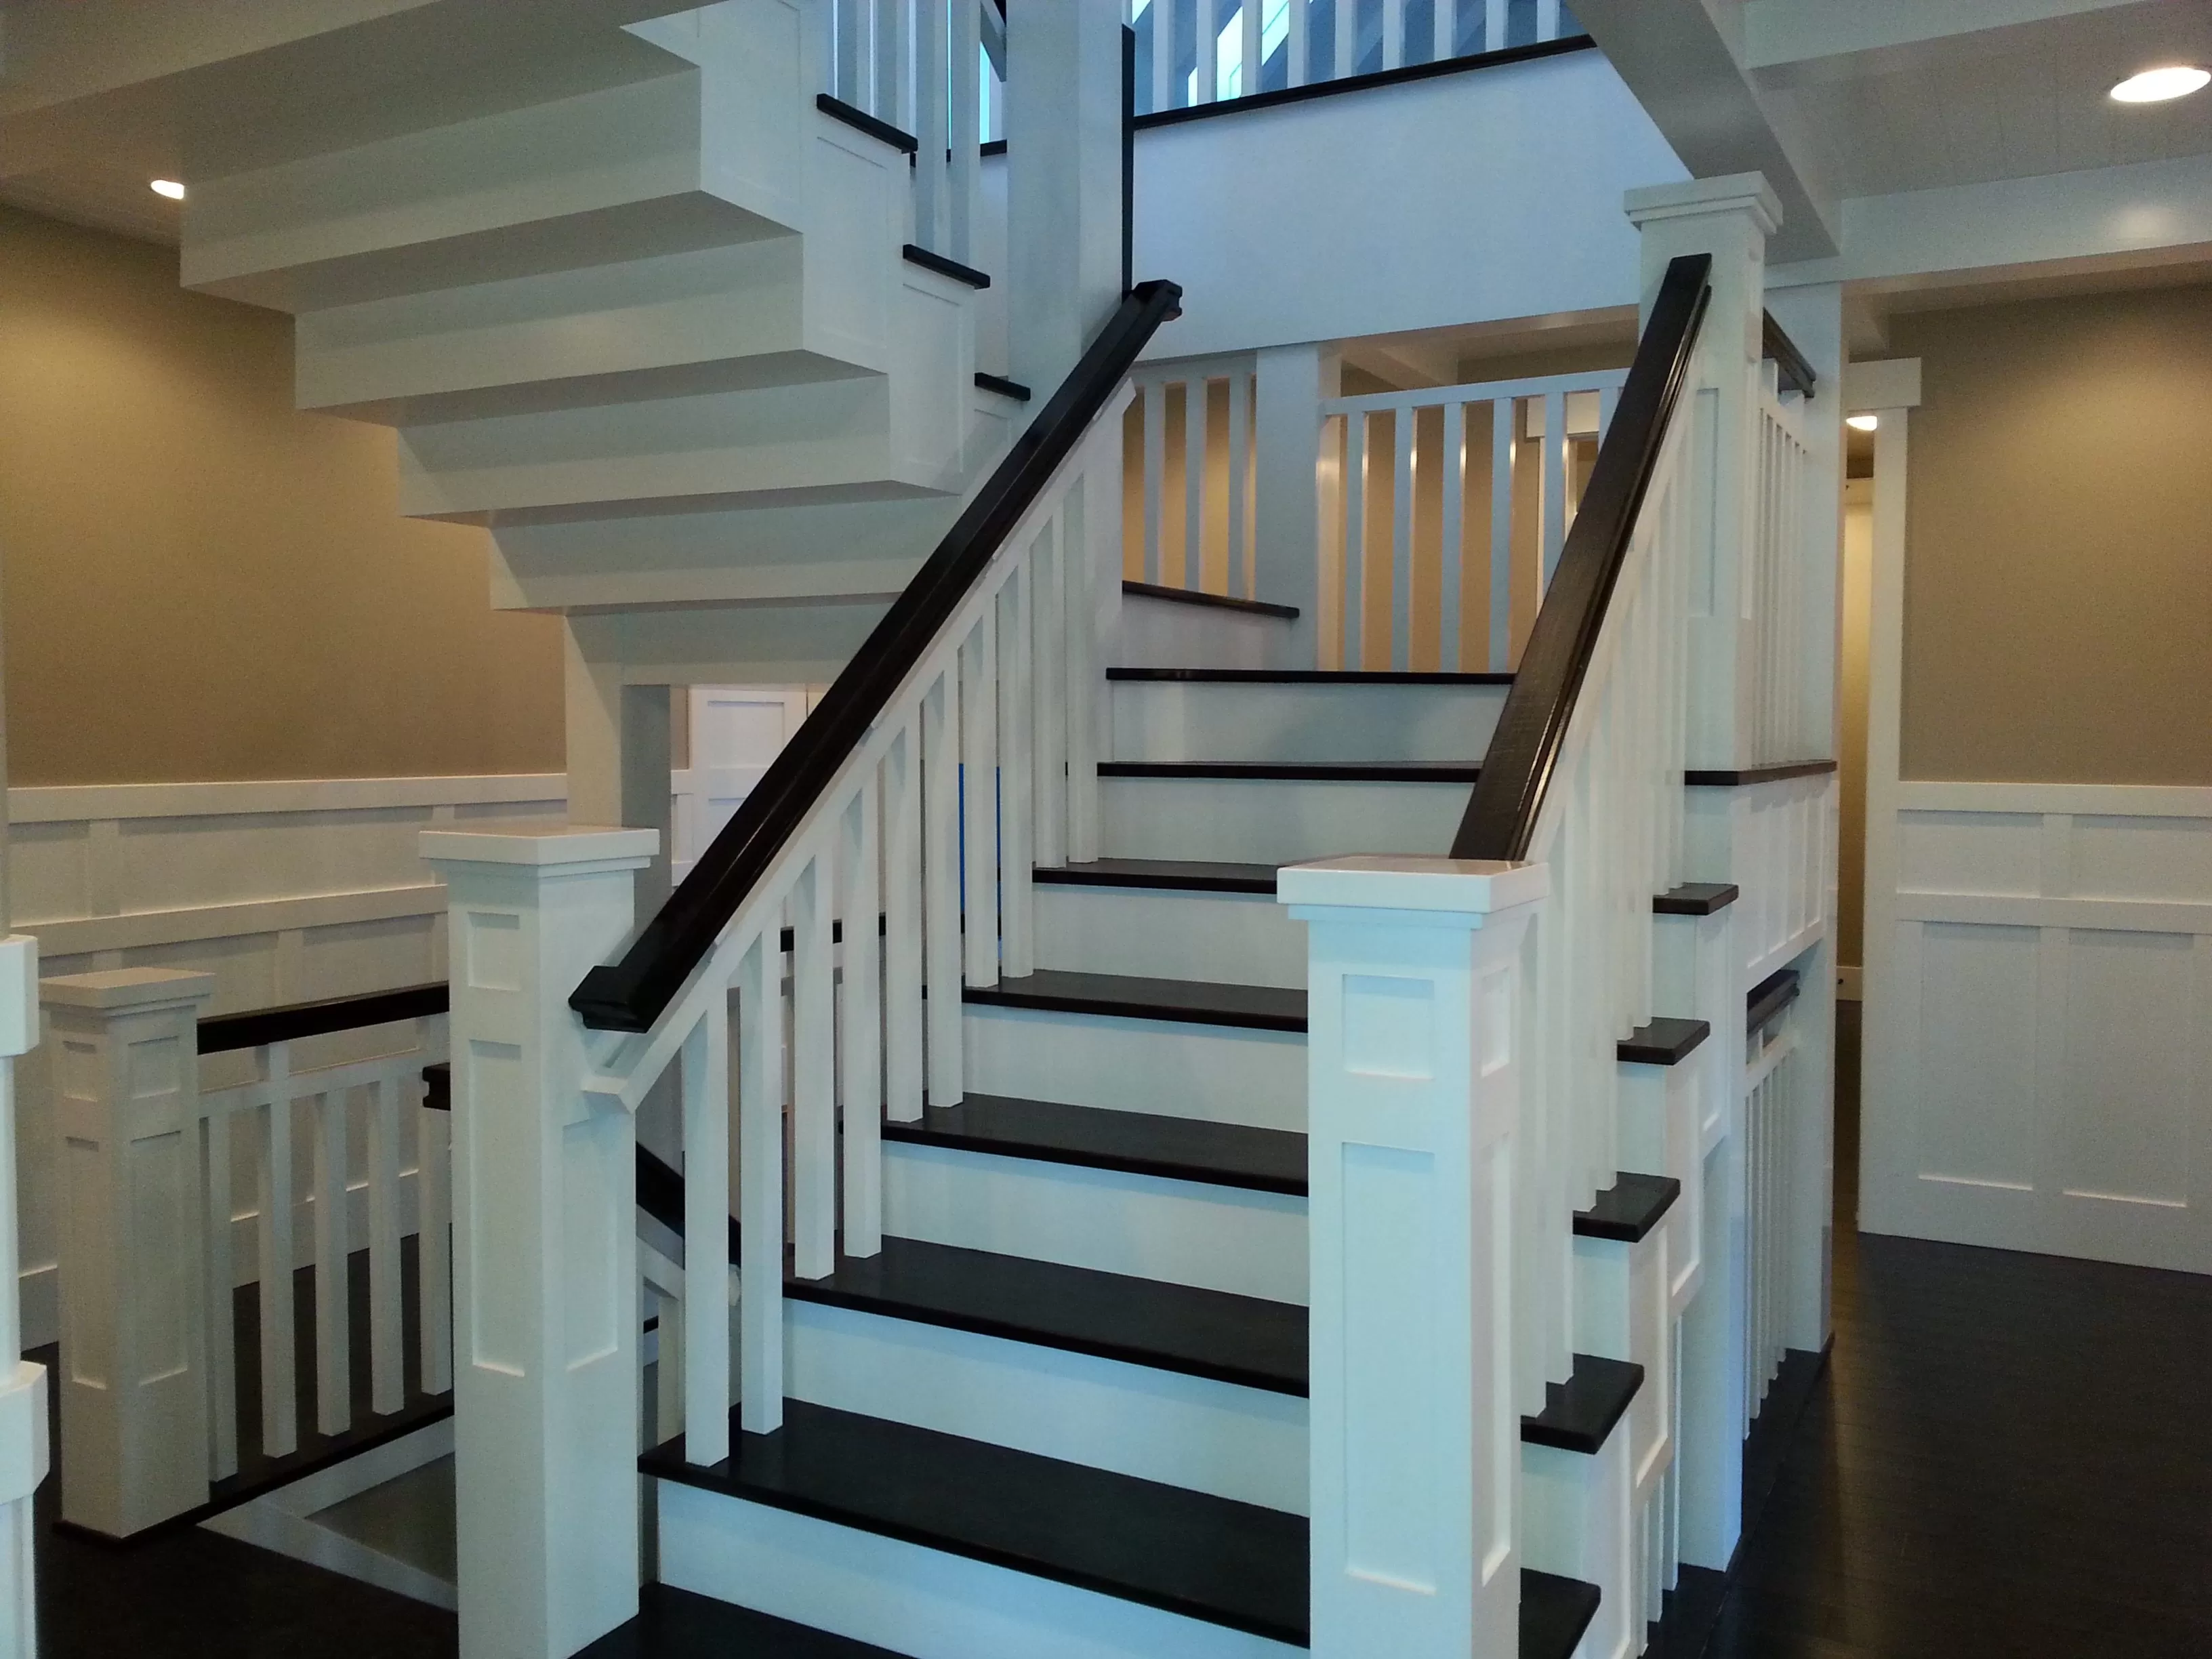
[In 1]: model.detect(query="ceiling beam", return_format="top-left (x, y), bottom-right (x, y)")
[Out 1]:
top-left (1570, 0), bottom-right (1841, 261)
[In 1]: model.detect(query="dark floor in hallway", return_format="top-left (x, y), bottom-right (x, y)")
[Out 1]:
top-left (1702, 1003), bottom-right (2212, 1658)
top-left (24, 1002), bottom-right (2211, 1656)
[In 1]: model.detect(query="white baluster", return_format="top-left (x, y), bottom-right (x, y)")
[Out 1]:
top-left (961, 612), bottom-right (1000, 986)
top-left (1000, 568), bottom-right (1037, 977)
top-left (203, 1087), bottom-right (239, 1479)
top-left (1485, 0), bottom-right (1507, 52)
top-left (738, 930), bottom-right (784, 1436)
top-left (1031, 518), bottom-right (1068, 867)
top-left (884, 716), bottom-right (926, 1122)
top-left (416, 1091), bottom-right (451, 1397)
top-left (1183, 377), bottom-right (1207, 589)
top-left (950, 0), bottom-right (981, 265)
top-left (1383, 0), bottom-right (1406, 68)
top-left (923, 669), bottom-right (965, 1103)
top-left (1439, 399), bottom-right (1465, 670)
top-left (1342, 411), bottom-right (1366, 669)
top-left (1333, 0), bottom-right (1355, 77)
top-left (683, 997), bottom-right (731, 1465)
top-left (915, 0), bottom-right (949, 251)
top-left (1537, 0), bottom-right (1561, 40)
top-left (1391, 405), bottom-right (1416, 670)
top-left (841, 777), bottom-right (885, 1255)
top-left (1436, 0), bottom-right (1457, 60)
top-left (1143, 379), bottom-right (1168, 585)
top-left (877, 0), bottom-right (906, 126)
top-left (1288, 0), bottom-right (1311, 85)
top-left (1227, 368), bottom-right (1252, 598)
top-left (1151, 0), bottom-right (1174, 112)
top-left (257, 1042), bottom-right (299, 1457)
top-left (311, 1086), bottom-right (352, 1436)
top-left (1541, 388), bottom-right (1568, 586)
top-left (0, 935), bottom-right (40, 1652)
top-left (1489, 396), bottom-right (1514, 670)
top-left (366, 1070), bottom-right (405, 1416)
top-left (1065, 472), bottom-right (1103, 862)
top-left (1196, 0), bottom-right (1218, 103)
top-left (792, 854), bottom-right (838, 1279)
top-left (1242, 0), bottom-right (1263, 96)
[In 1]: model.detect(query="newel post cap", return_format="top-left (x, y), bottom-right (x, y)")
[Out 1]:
top-left (1277, 855), bottom-right (1550, 920)
top-left (419, 821), bottom-right (659, 874)
top-left (1624, 172), bottom-right (1782, 237)
top-left (40, 966), bottom-right (216, 1014)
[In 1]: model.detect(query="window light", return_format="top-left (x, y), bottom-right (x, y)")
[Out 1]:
top-left (2110, 66), bottom-right (2209, 104)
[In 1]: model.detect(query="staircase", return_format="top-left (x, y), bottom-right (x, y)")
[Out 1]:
top-left (18, 4), bottom-right (1841, 1654)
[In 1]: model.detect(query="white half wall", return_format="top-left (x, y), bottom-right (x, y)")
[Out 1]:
top-left (9, 773), bottom-right (566, 1350)
top-left (1132, 48), bottom-right (1687, 360)
top-left (1860, 781), bottom-right (2212, 1273)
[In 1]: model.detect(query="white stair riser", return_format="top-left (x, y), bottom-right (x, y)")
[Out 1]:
top-left (396, 269), bottom-right (972, 520)
top-left (488, 494), bottom-right (962, 610)
top-left (567, 597), bottom-right (890, 684)
top-left (1099, 775), bottom-right (1469, 866)
top-left (659, 1483), bottom-right (1306, 1659)
top-left (785, 1298), bottom-right (1307, 1514)
top-left (1035, 884), bottom-right (1305, 989)
top-left (1523, 1434), bottom-right (1639, 1659)
top-left (1111, 679), bottom-right (1508, 764)
top-left (883, 1140), bottom-right (1309, 1303)
top-left (963, 1005), bottom-right (1305, 1132)
top-left (1116, 594), bottom-right (1293, 672)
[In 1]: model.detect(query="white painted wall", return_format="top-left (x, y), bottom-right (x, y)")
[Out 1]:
top-left (1132, 49), bottom-right (1687, 359)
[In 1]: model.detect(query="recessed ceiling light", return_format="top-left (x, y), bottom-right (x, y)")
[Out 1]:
top-left (2110, 66), bottom-right (2210, 104)
top-left (1847, 414), bottom-right (1879, 432)
top-left (150, 179), bottom-right (186, 200)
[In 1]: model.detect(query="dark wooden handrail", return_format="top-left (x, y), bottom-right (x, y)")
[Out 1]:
top-left (1451, 253), bottom-right (1713, 862)
top-left (1761, 310), bottom-right (1816, 399)
top-left (199, 983), bottom-right (449, 1055)
top-left (572, 279), bottom-right (1185, 1033)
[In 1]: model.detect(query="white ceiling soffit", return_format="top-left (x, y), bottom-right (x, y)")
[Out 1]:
top-left (1568, 0), bottom-right (1843, 264)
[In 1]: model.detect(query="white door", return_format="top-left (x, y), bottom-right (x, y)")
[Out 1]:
top-left (672, 686), bottom-right (817, 878)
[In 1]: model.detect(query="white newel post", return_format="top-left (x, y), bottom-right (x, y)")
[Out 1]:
top-left (0, 937), bottom-right (42, 1655)
top-left (420, 825), bottom-right (658, 1659)
top-left (41, 966), bottom-right (213, 1541)
top-left (1624, 173), bottom-right (1779, 774)
top-left (1280, 856), bottom-right (1547, 1659)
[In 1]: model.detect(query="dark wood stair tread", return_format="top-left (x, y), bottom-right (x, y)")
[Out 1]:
top-left (1099, 760), bottom-right (1481, 783)
top-left (576, 1584), bottom-right (904, 1658)
top-left (1121, 579), bottom-right (1298, 619)
top-left (791, 1235), bottom-right (1307, 1396)
top-left (1617, 1017), bottom-right (1710, 1065)
top-left (1521, 1353), bottom-right (1645, 1455)
top-left (1107, 665), bottom-right (1512, 685)
top-left (641, 1400), bottom-right (1308, 1645)
top-left (882, 1093), bottom-right (1307, 1195)
top-left (964, 969), bottom-right (1306, 1033)
top-left (1573, 1173), bottom-right (1681, 1243)
top-left (1522, 1568), bottom-right (1604, 1659)
top-left (1033, 857), bottom-right (1278, 894)
top-left (1652, 882), bottom-right (1739, 916)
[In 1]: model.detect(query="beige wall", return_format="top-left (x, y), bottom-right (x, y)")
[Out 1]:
top-left (1889, 285), bottom-right (2212, 785)
top-left (0, 205), bottom-right (563, 787)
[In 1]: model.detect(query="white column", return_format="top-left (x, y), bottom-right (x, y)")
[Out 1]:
top-left (1624, 173), bottom-right (1779, 773)
top-left (1253, 343), bottom-right (1338, 668)
top-left (1280, 855), bottom-right (1547, 1659)
top-left (1007, 0), bottom-right (1126, 391)
top-left (41, 966), bottom-right (214, 1540)
top-left (421, 824), bottom-right (658, 1659)
top-left (0, 935), bottom-right (43, 1658)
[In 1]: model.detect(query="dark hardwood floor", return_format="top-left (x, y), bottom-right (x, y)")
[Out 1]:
top-left (1702, 1002), bottom-right (2212, 1658)
top-left (23, 1000), bottom-right (2211, 1656)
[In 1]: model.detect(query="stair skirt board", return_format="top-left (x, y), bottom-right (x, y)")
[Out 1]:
top-left (882, 1137), bottom-right (1309, 1304)
top-left (1108, 674), bottom-right (1511, 766)
top-left (1033, 882), bottom-right (1306, 989)
top-left (656, 1483), bottom-right (1308, 1659)
top-left (962, 1005), bottom-right (1305, 1132)
top-left (1097, 773), bottom-right (1473, 865)
top-left (786, 1298), bottom-right (1308, 1514)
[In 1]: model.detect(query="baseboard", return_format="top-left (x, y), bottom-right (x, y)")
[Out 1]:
top-left (1836, 964), bottom-right (1862, 1001)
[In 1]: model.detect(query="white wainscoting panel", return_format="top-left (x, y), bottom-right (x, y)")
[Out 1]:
top-left (9, 773), bottom-right (566, 1349)
top-left (1862, 783), bottom-right (2212, 1273)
